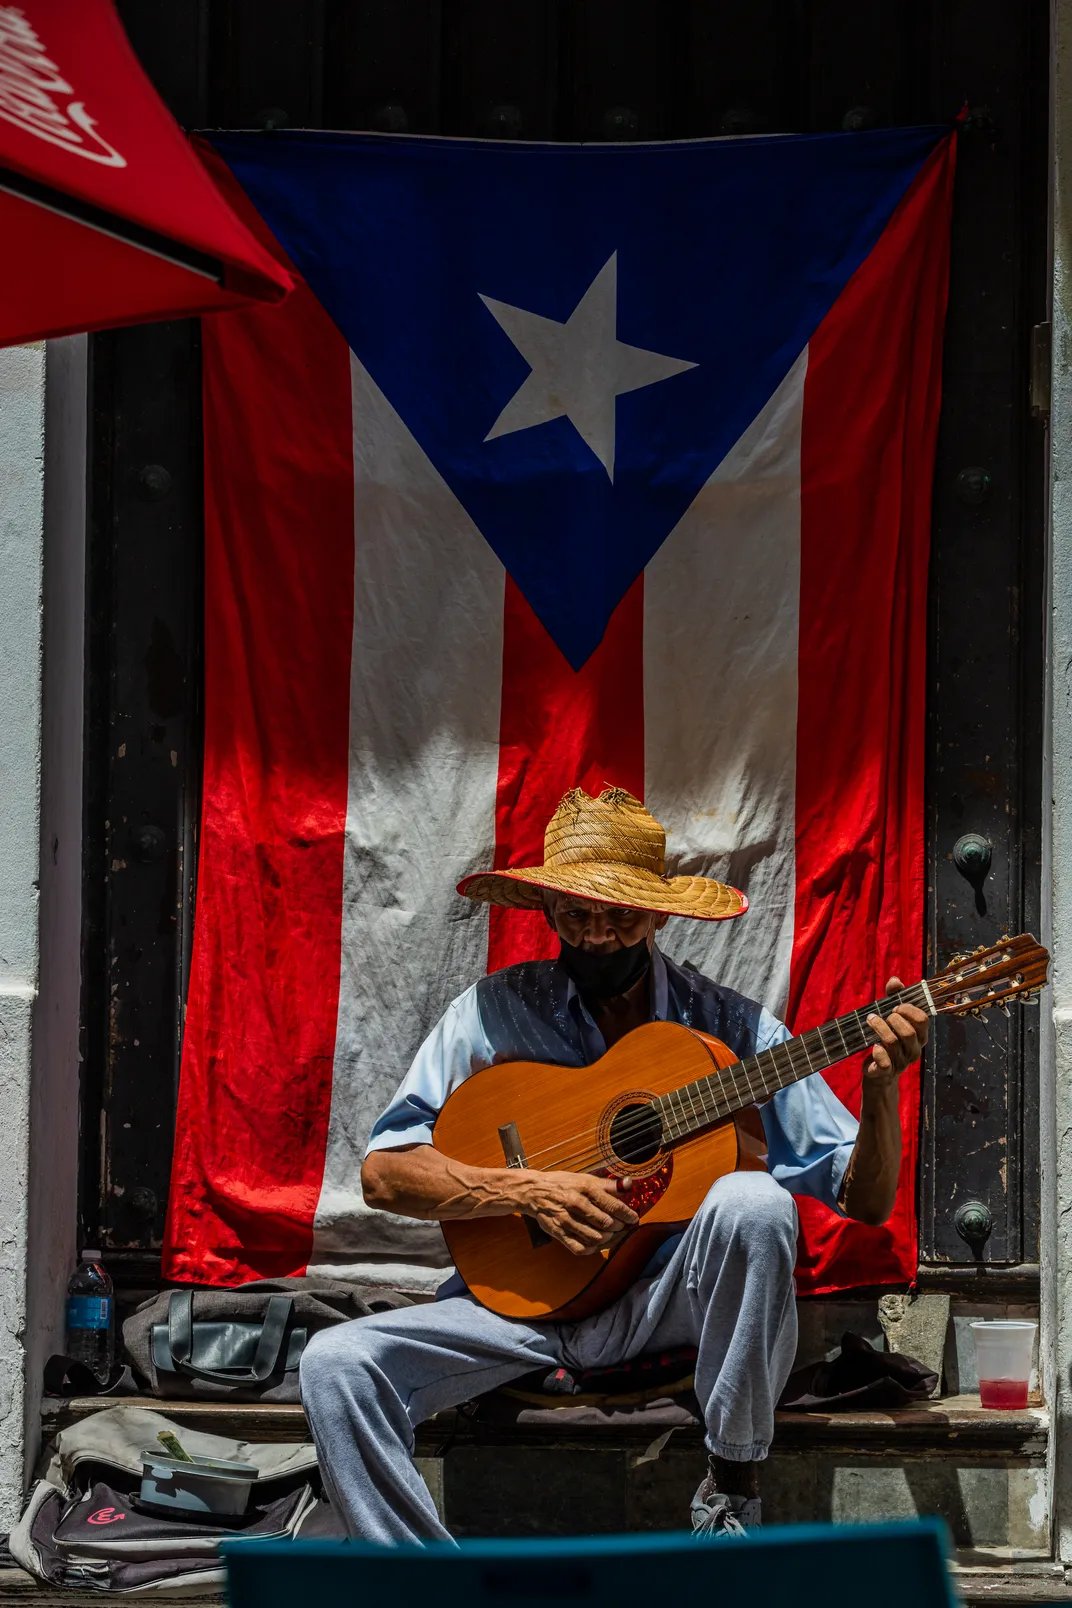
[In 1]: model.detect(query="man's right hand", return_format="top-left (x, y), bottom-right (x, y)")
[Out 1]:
top-left (362, 1144), bottom-right (638, 1254)
top-left (511, 1170), bottom-right (639, 1256)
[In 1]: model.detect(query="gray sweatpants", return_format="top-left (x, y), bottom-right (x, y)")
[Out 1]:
top-left (299, 1171), bottom-right (798, 1544)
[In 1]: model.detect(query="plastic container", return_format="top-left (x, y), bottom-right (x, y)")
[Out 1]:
top-left (64, 1250), bottom-right (114, 1380)
top-left (139, 1451), bottom-right (258, 1517)
top-left (970, 1320), bottom-right (1037, 1410)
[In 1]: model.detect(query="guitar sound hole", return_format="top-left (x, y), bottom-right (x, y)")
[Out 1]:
top-left (607, 1102), bottom-right (663, 1166)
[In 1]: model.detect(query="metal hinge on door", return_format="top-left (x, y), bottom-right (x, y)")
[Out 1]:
top-left (1030, 321), bottom-right (1051, 418)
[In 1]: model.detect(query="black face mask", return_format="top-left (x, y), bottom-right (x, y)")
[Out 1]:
top-left (558, 937), bottom-right (652, 1002)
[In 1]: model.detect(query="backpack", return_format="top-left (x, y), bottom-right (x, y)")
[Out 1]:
top-left (9, 1404), bottom-right (337, 1593)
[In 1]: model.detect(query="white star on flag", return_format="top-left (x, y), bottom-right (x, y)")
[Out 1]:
top-left (480, 251), bottom-right (698, 481)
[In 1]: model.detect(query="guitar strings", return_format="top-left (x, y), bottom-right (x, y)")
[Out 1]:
top-left (521, 971), bottom-right (1024, 1179)
top-left (523, 1003), bottom-right (894, 1170)
top-left (509, 1025), bottom-right (822, 1171)
top-left (517, 983), bottom-right (928, 1177)
top-left (506, 986), bottom-right (928, 1178)
top-left (556, 976), bottom-right (1011, 1175)
top-left (516, 1024), bottom-right (862, 1175)
top-left (515, 1063), bottom-right (782, 1177)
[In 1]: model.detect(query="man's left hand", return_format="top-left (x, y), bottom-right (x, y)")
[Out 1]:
top-left (864, 977), bottom-right (930, 1086)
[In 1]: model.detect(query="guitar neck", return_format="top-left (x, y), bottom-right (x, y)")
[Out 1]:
top-left (655, 981), bottom-right (934, 1143)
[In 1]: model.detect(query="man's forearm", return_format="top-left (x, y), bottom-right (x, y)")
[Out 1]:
top-left (362, 1144), bottom-right (640, 1258)
top-left (839, 1077), bottom-right (902, 1226)
top-left (362, 1143), bottom-right (528, 1222)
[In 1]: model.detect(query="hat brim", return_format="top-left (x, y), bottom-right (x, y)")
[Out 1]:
top-left (457, 861), bottom-right (748, 922)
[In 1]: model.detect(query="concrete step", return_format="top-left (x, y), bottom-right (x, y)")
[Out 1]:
top-left (41, 1392), bottom-right (1049, 1452)
top-left (41, 1395), bottom-right (1051, 1558)
top-left (955, 1562), bottom-right (1072, 1603)
top-left (0, 1567), bottom-right (221, 1602)
top-left (429, 1402), bottom-right (1050, 1553)
top-left (0, 1561), bottom-right (1066, 1606)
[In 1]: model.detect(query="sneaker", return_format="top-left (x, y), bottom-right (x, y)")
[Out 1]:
top-left (690, 1470), bottom-right (762, 1538)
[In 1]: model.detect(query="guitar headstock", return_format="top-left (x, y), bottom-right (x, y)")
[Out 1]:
top-left (927, 933), bottom-right (1050, 1018)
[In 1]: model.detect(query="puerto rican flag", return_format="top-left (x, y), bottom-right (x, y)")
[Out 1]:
top-left (166, 126), bottom-right (954, 1295)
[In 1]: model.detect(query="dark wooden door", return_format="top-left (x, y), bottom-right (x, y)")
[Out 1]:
top-left (84, 0), bottom-right (1048, 1288)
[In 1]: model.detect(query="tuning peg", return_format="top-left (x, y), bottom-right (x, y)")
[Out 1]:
top-left (999, 933), bottom-right (1012, 943)
top-left (950, 952), bottom-right (969, 966)
top-left (998, 1001), bottom-right (1011, 1017)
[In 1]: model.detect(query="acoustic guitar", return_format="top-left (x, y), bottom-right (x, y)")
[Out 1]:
top-left (435, 934), bottom-right (1049, 1321)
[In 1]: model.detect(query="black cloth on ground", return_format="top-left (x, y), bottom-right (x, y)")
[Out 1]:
top-left (470, 1332), bottom-right (937, 1428)
top-left (777, 1330), bottom-right (938, 1410)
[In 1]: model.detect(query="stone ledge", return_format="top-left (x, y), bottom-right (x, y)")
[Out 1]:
top-left (41, 1394), bottom-right (1049, 1459)
top-left (955, 1563), bottom-right (1072, 1603)
top-left (0, 1567), bottom-right (220, 1602)
top-left (0, 1560), bottom-right (1065, 1606)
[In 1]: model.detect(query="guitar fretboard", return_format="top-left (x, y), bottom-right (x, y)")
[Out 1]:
top-left (654, 982), bottom-right (933, 1143)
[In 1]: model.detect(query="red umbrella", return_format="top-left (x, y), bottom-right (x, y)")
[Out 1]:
top-left (0, 0), bottom-right (292, 344)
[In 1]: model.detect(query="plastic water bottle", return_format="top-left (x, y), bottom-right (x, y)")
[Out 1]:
top-left (65, 1250), bottom-right (115, 1380)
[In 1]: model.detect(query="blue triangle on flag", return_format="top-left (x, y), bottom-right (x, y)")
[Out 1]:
top-left (211, 126), bottom-right (946, 671)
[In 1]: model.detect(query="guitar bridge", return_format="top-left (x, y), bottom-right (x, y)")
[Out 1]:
top-left (498, 1122), bottom-right (551, 1250)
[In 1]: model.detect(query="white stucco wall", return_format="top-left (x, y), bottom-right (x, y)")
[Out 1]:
top-left (24, 338), bottom-right (85, 1480)
top-left (0, 343), bottom-right (45, 1525)
top-left (1051, 0), bottom-right (1072, 1563)
top-left (0, 336), bottom-right (84, 1519)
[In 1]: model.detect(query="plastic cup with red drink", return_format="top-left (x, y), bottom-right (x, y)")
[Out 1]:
top-left (969, 1320), bottom-right (1037, 1409)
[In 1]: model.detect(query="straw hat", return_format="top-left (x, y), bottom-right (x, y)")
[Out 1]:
top-left (457, 787), bottom-right (748, 922)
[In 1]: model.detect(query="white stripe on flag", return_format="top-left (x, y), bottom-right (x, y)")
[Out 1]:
top-left (645, 348), bottom-right (807, 1021)
top-left (309, 352), bottom-right (505, 1285)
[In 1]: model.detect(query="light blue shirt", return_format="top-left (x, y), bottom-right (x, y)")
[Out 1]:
top-left (366, 947), bottom-right (858, 1294)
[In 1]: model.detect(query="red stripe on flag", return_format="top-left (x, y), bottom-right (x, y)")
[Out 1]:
top-left (790, 135), bottom-right (956, 1293)
top-left (488, 577), bottom-right (646, 971)
top-left (164, 279), bottom-right (355, 1284)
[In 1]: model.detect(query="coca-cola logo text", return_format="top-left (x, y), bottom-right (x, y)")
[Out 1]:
top-left (0, 7), bottom-right (126, 167)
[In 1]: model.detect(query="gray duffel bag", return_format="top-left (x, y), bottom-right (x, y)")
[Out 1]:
top-left (123, 1278), bottom-right (410, 1401)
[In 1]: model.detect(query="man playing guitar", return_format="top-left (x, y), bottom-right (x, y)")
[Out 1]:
top-left (300, 787), bottom-right (929, 1541)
